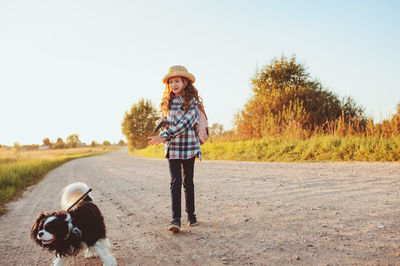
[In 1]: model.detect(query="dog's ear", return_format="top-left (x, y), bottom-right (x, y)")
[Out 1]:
top-left (31, 212), bottom-right (48, 241)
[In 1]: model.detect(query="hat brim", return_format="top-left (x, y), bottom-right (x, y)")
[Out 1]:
top-left (162, 72), bottom-right (195, 84)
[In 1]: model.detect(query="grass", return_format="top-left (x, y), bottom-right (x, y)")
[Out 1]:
top-left (133, 136), bottom-right (400, 162)
top-left (0, 147), bottom-right (120, 215)
top-left (132, 145), bottom-right (164, 159)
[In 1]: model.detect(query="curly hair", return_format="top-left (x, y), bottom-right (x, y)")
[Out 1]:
top-left (160, 77), bottom-right (204, 116)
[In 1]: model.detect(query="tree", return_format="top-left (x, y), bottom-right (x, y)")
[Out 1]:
top-left (42, 138), bottom-right (52, 148)
top-left (66, 134), bottom-right (81, 148)
top-left (90, 141), bottom-right (99, 147)
top-left (102, 140), bottom-right (111, 146)
top-left (117, 140), bottom-right (126, 146)
top-left (209, 123), bottom-right (225, 137)
top-left (122, 99), bottom-right (159, 151)
top-left (53, 138), bottom-right (66, 149)
top-left (235, 55), bottom-right (365, 139)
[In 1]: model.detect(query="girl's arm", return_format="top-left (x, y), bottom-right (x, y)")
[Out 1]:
top-left (160, 99), bottom-right (198, 140)
top-left (148, 136), bottom-right (167, 145)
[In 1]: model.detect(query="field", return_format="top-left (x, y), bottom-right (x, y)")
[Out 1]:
top-left (0, 147), bottom-right (120, 214)
top-left (133, 136), bottom-right (400, 162)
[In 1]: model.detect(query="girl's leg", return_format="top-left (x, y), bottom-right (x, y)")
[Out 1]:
top-left (168, 159), bottom-right (182, 219)
top-left (182, 157), bottom-right (196, 216)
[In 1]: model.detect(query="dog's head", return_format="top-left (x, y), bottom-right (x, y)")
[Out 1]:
top-left (31, 211), bottom-right (70, 248)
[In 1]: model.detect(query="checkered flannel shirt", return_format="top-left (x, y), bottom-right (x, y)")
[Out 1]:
top-left (160, 96), bottom-right (202, 160)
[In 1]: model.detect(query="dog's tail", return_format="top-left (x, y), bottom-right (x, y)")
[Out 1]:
top-left (61, 182), bottom-right (91, 211)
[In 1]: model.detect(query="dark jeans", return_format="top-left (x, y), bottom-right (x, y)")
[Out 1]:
top-left (168, 157), bottom-right (196, 219)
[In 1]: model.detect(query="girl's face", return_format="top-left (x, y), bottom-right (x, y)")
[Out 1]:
top-left (168, 77), bottom-right (186, 96)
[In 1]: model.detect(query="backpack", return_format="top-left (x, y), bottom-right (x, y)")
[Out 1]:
top-left (195, 106), bottom-right (209, 145)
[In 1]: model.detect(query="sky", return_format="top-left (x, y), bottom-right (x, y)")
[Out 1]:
top-left (1, 0), bottom-right (399, 146)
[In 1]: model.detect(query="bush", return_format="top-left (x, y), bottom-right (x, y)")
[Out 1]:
top-left (235, 55), bottom-right (365, 139)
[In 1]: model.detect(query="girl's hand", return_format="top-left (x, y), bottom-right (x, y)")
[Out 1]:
top-left (148, 136), bottom-right (166, 146)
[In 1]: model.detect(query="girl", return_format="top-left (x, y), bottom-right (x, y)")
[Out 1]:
top-left (148, 65), bottom-right (203, 233)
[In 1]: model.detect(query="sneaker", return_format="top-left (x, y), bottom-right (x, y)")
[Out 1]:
top-left (168, 218), bottom-right (181, 233)
top-left (188, 215), bottom-right (198, 227)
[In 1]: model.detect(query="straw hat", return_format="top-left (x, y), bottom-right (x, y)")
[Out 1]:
top-left (162, 65), bottom-right (196, 84)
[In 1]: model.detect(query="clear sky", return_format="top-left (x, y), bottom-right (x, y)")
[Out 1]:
top-left (1, 0), bottom-right (399, 146)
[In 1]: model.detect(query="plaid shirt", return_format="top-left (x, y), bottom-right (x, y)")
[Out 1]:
top-left (160, 96), bottom-right (201, 160)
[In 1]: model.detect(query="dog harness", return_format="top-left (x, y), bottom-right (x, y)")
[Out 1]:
top-left (64, 188), bottom-right (91, 240)
top-left (64, 213), bottom-right (82, 240)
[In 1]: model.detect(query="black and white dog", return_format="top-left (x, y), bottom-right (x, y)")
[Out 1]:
top-left (31, 182), bottom-right (117, 266)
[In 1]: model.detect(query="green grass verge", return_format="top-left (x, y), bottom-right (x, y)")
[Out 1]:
top-left (133, 136), bottom-right (400, 162)
top-left (0, 149), bottom-right (113, 215)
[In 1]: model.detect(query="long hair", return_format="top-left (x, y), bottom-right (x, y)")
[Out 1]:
top-left (160, 77), bottom-right (204, 116)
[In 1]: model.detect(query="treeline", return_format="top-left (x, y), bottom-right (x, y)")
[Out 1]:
top-left (212, 56), bottom-right (399, 141)
top-left (1, 134), bottom-right (126, 151)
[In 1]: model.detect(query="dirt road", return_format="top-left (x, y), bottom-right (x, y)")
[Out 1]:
top-left (0, 149), bottom-right (399, 265)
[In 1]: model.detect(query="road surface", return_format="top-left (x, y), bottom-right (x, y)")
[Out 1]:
top-left (0, 149), bottom-right (399, 265)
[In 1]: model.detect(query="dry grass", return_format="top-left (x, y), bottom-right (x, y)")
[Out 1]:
top-left (0, 147), bottom-right (116, 161)
top-left (133, 136), bottom-right (400, 162)
top-left (0, 146), bottom-right (121, 214)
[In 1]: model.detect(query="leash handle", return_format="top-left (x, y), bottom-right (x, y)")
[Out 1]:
top-left (134, 118), bottom-right (166, 150)
top-left (153, 118), bottom-right (166, 133)
top-left (67, 188), bottom-right (92, 212)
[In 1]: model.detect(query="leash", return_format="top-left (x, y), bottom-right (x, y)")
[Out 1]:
top-left (133, 118), bottom-right (166, 150)
top-left (63, 188), bottom-right (91, 240)
top-left (66, 188), bottom-right (92, 212)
